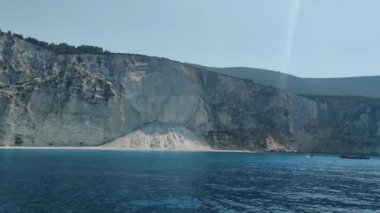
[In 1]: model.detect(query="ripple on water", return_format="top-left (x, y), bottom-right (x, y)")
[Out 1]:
top-left (0, 150), bottom-right (379, 212)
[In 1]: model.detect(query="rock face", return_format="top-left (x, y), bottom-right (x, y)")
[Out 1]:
top-left (0, 33), bottom-right (379, 153)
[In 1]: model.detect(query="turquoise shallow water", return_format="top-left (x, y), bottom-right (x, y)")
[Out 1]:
top-left (0, 149), bottom-right (379, 212)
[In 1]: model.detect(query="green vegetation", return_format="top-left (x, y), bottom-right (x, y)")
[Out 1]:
top-left (0, 29), bottom-right (111, 55)
top-left (14, 134), bottom-right (23, 146)
top-left (24, 38), bottom-right (111, 55)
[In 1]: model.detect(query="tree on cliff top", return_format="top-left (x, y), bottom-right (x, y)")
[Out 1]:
top-left (0, 29), bottom-right (111, 55)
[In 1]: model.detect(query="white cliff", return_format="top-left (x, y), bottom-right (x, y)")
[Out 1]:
top-left (0, 31), bottom-right (379, 153)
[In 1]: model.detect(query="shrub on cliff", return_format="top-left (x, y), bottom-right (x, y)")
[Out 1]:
top-left (14, 134), bottom-right (23, 146)
top-left (0, 29), bottom-right (111, 55)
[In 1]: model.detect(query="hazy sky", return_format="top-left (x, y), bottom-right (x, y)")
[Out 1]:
top-left (1, 0), bottom-right (379, 77)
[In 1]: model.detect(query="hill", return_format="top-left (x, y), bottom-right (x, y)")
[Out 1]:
top-left (188, 64), bottom-right (380, 98)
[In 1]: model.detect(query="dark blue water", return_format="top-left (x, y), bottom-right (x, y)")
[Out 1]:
top-left (0, 149), bottom-right (379, 212)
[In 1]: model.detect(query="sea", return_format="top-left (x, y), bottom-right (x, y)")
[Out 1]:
top-left (0, 149), bottom-right (379, 212)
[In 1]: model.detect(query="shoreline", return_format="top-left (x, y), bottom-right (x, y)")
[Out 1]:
top-left (3, 146), bottom-right (376, 156)
top-left (0, 146), bottom-right (256, 153)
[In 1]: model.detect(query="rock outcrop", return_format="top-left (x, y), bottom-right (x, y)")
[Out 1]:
top-left (0, 32), bottom-right (379, 153)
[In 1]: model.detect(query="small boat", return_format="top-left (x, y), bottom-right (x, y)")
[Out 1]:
top-left (305, 154), bottom-right (314, 158)
top-left (339, 155), bottom-right (370, 160)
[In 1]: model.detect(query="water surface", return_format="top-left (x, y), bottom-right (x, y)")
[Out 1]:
top-left (0, 149), bottom-right (379, 212)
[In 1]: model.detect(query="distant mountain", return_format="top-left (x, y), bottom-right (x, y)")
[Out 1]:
top-left (188, 64), bottom-right (380, 98)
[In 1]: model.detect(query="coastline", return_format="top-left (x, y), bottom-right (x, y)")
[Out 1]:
top-left (0, 146), bottom-right (254, 153)
top-left (1, 146), bottom-right (378, 156)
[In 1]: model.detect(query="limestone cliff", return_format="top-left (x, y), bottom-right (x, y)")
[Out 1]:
top-left (0, 33), bottom-right (379, 153)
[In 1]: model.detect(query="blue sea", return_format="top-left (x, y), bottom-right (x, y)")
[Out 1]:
top-left (0, 149), bottom-right (379, 212)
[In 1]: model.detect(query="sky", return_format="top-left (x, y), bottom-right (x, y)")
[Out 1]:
top-left (0, 0), bottom-right (379, 78)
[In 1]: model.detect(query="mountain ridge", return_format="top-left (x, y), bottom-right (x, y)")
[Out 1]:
top-left (187, 64), bottom-right (380, 98)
